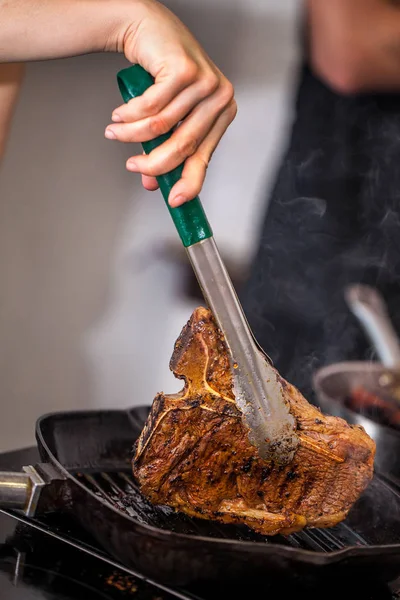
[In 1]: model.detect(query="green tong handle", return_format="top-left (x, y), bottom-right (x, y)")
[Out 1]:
top-left (117, 65), bottom-right (213, 248)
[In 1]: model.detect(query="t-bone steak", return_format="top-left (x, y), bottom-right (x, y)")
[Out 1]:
top-left (132, 307), bottom-right (375, 535)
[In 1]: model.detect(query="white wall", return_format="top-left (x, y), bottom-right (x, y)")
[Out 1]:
top-left (0, 0), bottom-right (299, 450)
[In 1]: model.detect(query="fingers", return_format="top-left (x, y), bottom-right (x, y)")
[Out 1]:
top-left (142, 174), bottom-right (159, 191)
top-left (167, 100), bottom-right (237, 207)
top-left (132, 98), bottom-right (236, 204)
top-left (121, 82), bottom-right (234, 169)
top-left (105, 63), bottom-right (236, 201)
top-left (106, 77), bottom-right (219, 143)
top-left (112, 58), bottom-right (198, 122)
top-left (127, 97), bottom-right (236, 205)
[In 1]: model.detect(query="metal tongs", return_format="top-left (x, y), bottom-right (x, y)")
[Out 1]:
top-left (117, 65), bottom-right (299, 464)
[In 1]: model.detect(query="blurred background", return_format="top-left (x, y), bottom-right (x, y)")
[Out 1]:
top-left (0, 0), bottom-right (300, 450)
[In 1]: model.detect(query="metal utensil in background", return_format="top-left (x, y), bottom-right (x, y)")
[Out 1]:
top-left (345, 283), bottom-right (400, 400)
top-left (116, 65), bottom-right (298, 464)
top-left (313, 284), bottom-right (400, 479)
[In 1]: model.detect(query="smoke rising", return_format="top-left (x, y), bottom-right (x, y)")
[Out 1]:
top-left (240, 63), bottom-right (400, 404)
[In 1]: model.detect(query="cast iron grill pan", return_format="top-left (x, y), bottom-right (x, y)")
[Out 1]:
top-left (34, 405), bottom-right (400, 587)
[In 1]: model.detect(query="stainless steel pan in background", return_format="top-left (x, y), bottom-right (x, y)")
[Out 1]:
top-left (313, 284), bottom-right (400, 479)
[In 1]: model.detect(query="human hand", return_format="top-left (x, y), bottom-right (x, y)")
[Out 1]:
top-left (105, 0), bottom-right (237, 207)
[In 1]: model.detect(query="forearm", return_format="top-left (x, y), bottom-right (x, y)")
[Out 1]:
top-left (307, 0), bottom-right (400, 94)
top-left (0, 0), bottom-right (139, 62)
top-left (0, 63), bottom-right (24, 159)
top-left (0, 0), bottom-right (236, 204)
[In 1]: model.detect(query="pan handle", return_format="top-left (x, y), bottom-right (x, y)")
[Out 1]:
top-left (0, 466), bottom-right (46, 517)
top-left (345, 284), bottom-right (400, 368)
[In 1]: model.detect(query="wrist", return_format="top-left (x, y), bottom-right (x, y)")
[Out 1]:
top-left (101, 0), bottom-right (150, 56)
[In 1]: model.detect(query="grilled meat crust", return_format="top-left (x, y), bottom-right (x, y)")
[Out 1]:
top-left (133, 308), bottom-right (375, 535)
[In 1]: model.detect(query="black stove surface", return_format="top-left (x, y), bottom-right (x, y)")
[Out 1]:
top-left (0, 447), bottom-right (190, 600)
top-left (1, 447), bottom-right (400, 600)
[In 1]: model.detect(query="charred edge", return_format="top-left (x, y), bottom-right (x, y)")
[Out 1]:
top-left (191, 506), bottom-right (205, 515)
top-left (194, 312), bottom-right (230, 357)
top-left (135, 394), bottom-right (165, 457)
top-left (131, 440), bottom-right (139, 458)
top-left (279, 377), bottom-right (289, 390)
top-left (169, 313), bottom-right (195, 378)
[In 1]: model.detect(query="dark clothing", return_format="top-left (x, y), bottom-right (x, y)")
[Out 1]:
top-left (241, 64), bottom-right (400, 401)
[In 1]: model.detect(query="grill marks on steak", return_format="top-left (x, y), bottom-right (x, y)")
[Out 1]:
top-left (133, 308), bottom-right (375, 535)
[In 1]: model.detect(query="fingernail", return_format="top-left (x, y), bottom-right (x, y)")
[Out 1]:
top-left (112, 113), bottom-right (122, 122)
top-left (170, 195), bottom-right (185, 207)
top-left (126, 160), bottom-right (138, 171)
top-left (105, 128), bottom-right (116, 140)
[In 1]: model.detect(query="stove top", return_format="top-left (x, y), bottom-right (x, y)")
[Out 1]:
top-left (1, 447), bottom-right (400, 600)
top-left (0, 515), bottom-right (172, 599)
top-left (0, 447), bottom-right (192, 600)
